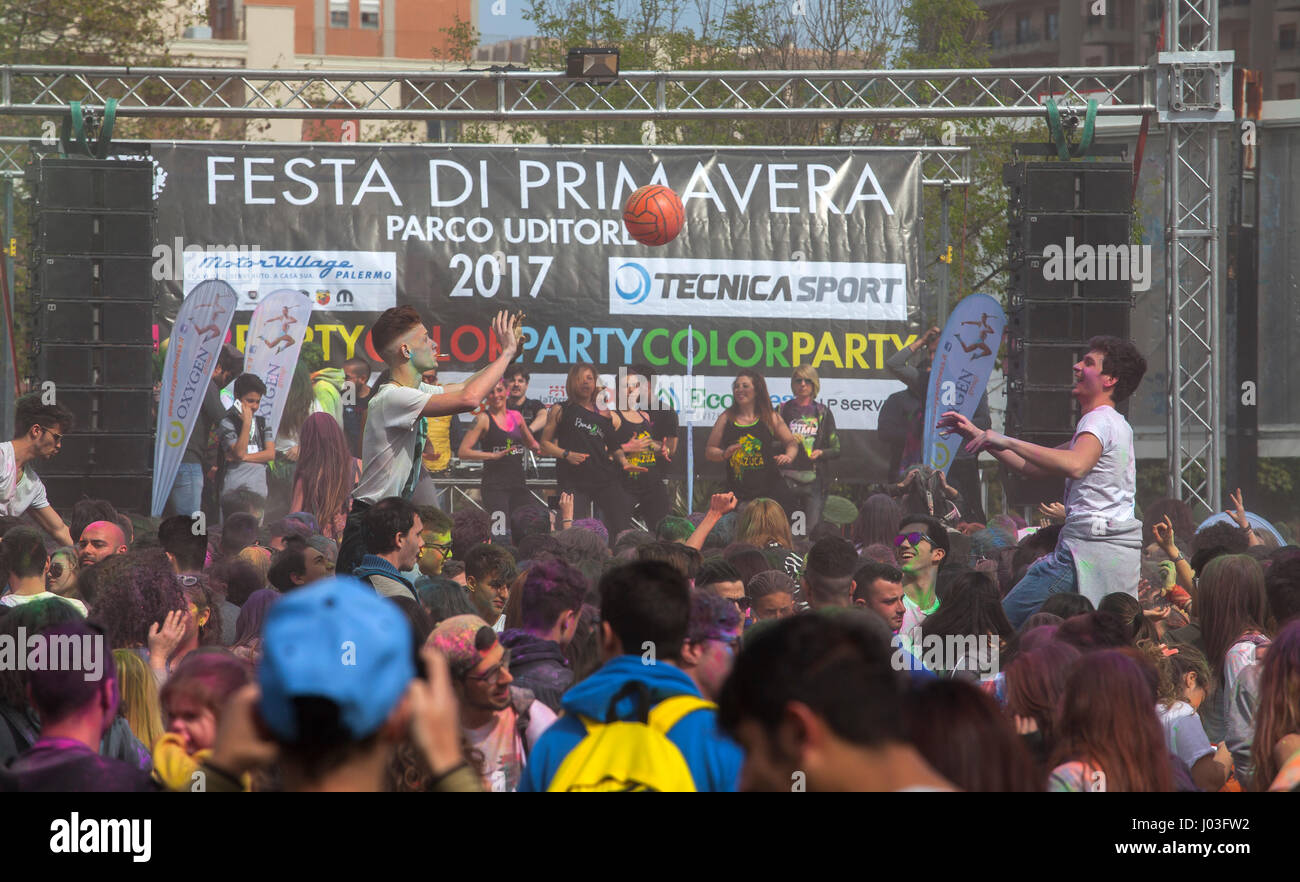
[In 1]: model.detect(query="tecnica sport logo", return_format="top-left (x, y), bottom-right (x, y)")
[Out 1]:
top-left (613, 262), bottom-right (652, 305)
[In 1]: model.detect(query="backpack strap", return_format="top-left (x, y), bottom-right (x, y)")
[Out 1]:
top-left (596, 685), bottom-right (715, 732)
top-left (605, 680), bottom-right (653, 724)
top-left (646, 695), bottom-right (716, 734)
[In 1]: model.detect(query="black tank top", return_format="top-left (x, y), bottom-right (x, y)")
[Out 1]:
top-left (719, 415), bottom-right (782, 500)
top-left (612, 411), bottom-right (661, 485)
top-left (555, 401), bottom-right (617, 489)
top-left (480, 411), bottom-right (527, 488)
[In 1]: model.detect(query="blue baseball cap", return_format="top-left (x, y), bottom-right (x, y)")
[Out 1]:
top-left (259, 576), bottom-right (414, 742)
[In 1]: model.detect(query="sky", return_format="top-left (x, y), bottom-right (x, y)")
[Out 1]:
top-left (476, 0), bottom-right (540, 44)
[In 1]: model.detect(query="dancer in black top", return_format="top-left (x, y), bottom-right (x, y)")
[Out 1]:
top-left (458, 380), bottom-right (541, 541)
top-left (609, 370), bottom-right (673, 534)
top-left (706, 369), bottom-right (799, 511)
top-left (539, 364), bottom-right (631, 543)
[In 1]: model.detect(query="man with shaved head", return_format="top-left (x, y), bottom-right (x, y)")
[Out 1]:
top-left (76, 520), bottom-right (128, 569)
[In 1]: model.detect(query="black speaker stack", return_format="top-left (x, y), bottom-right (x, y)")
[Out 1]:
top-left (1001, 160), bottom-right (1135, 507)
top-left (27, 157), bottom-right (156, 514)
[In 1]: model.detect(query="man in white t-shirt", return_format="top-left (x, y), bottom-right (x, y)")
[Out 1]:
top-left (1, 394), bottom-right (75, 547)
top-left (429, 614), bottom-right (557, 792)
top-left (337, 307), bottom-right (523, 574)
top-left (0, 526), bottom-right (87, 615)
top-left (938, 335), bottom-right (1148, 627)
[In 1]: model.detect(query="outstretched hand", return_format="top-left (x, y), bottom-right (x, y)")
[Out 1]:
top-left (490, 310), bottom-right (524, 357)
top-left (1152, 515), bottom-right (1178, 556)
top-left (709, 492), bottom-right (738, 517)
top-left (1038, 502), bottom-right (1066, 523)
top-left (1225, 487), bottom-right (1250, 530)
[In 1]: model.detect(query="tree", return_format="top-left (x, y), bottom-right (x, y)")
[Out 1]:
top-left (515, 0), bottom-right (902, 147)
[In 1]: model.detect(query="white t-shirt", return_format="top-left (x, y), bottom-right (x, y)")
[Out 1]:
top-left (898, 592), bottom-right (938, 649)
top-left (1063, 405), bottom-right (1136, 524)
top-left (465, 700), bottom-right (558, 792)
top-left (1157, 700), bottom-right (1215, 770)
top-left (0, 591), bottom-right (87, 616)
top-left (0, 441), bottom-right (49, 517)
top-left (352, 382), bottom-right (443, 505)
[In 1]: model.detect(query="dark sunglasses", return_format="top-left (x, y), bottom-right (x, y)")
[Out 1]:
top-left (894, 532), bottom-right (929, 548)
top-left (39, 426), bottom-right (64, 445)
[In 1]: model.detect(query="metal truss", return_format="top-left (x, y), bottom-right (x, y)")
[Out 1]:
top-left (0, 64), bottom-right (1152, 121)
top-left (1162, 0), bottom-right (1230, 515)
top-left (0, 32), bottom-right (1225, 510)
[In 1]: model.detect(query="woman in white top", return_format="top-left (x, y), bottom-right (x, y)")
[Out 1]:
top-left (1198, 553), bottom-right (1272, 787)
top-left (1140, 638), bottom-right (1231, 792)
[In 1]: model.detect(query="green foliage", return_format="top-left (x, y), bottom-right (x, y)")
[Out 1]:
top-left (515, 0), bottom-right (903, 148)
top-left (896, 0), bottom-right (989, 69)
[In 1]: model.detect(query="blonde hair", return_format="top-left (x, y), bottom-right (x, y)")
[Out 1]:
top-left (791, 365), bottom-right (820, 398)
top-left (113, 649), bottom-right (165, 750)
top-left (736, 498), bottom-right (793, 549)
top-left (237, 545), bottom-right (272, 586)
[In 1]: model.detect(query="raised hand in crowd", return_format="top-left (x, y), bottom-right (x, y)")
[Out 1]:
top-left (1225, 487), bottom-right (1264, 547)
top-left (147, 609), bottom-right (188, 673)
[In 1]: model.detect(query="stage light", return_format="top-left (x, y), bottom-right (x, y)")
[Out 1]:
top-left (566, 48), bottom-right (620, 79)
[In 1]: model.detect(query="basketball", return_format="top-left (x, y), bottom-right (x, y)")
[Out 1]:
top-left (622, 184), bottom-right (685, 246)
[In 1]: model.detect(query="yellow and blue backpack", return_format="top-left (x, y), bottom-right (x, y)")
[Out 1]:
top-left (548, 681), bottom-right (714, 792)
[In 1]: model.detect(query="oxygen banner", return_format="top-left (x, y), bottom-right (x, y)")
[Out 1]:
top-left (922, 293), bottom-right (1006, 476)
top-left (152, 279), bottom-right (238, 516)
top-left (150, 144), bottom-right (924, 479)
top-left (243, 288), bottom-right (315, 440)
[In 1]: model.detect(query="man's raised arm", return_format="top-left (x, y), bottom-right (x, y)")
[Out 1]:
top-left (936, 411), bottom-right (1101, 480)
top-left (421, 312), bottom-right (522, 418)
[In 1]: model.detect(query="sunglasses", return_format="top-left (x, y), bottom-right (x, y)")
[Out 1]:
top-left (39, 426), bottom-right (64, 445)
top-left (894, 532), bottom-right (930, 548)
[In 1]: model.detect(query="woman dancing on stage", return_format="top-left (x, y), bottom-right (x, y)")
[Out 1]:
top-left (609, 370), bottom-right (673, 534)
top-left (458, 380), bottom-right (542, 535)
top-left (706, 369), bottom-right (800, 512)
top-left (539, 364), bottom-right (631, 542)
top-left (778, 365), bottom-right (841, 530)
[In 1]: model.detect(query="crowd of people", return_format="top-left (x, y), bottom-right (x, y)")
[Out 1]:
top-left (2, 306), bottom-right (1299, 792)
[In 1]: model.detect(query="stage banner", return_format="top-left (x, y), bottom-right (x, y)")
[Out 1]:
top-left (149, 144), bottom-right (924, 480)
top-left (922, 293), bottom-right (1006, 476)
top-left (241, 288), bottom-right (315, 440)
top-left (152, 279), bottom-right (238, 516)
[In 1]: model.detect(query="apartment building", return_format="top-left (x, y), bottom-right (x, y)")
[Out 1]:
top-left (978, 0), bottom-right (1300, 99)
